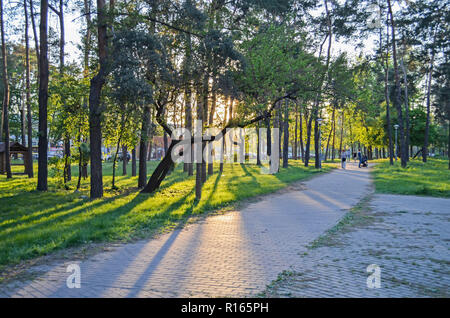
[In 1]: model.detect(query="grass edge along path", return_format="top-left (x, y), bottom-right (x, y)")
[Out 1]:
top-left (372, 158), bottom-right (450, 198)
top-left (0, 161), bottom-right (334, 273)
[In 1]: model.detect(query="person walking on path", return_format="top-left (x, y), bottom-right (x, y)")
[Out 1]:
top-left (357, 149), bottom-right (362, 168)
top-left (341, 149), bottom-right (347, 169)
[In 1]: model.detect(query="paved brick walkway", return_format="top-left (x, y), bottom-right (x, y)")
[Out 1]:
top-left (262, 194), bottom-right (450, 297)
top-left (1, 163), bottom-right (372, 297)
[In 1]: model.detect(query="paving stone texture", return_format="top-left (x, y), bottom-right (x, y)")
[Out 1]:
top-left (1, 162), bottom-right (448, 297)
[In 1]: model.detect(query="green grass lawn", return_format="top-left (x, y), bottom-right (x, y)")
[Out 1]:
top-left (0, 160), bottom-right (332, 269)
top-left (372, 158), bottom-right (450, 198)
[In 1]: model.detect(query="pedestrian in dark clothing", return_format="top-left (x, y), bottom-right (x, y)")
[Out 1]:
top-left (358, 149), bottom-right (362, 168)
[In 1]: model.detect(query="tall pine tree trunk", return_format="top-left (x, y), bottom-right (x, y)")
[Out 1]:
top-left (294, 104), bottom-right (298, 160)
top-left (282, 99), bottom-right (289, 168)
top-left (131, 147), bottom-right (136, 177)
top-left (207, 79), bottom-right (216, 175)
top-left (382, 17), bottom-right (394, 165)
top-left (24, 0), bottom-right (33, 177)
top-left (388, 0), bottom-right (407, 168)
top-left (299, 110), bottom-right (304, 162)
top-left (88, 0), bottom-right (108, 198)
top-left (1, 0), bottom-right (11, 178)
top-left (195, 83), bottom-right (204, 200)
top-left (400, 46), bottom-right (410, 161)
top-left (59, 0), bottom-right (71, 181)
top-left (423, 49), bottom-right (435, 163)
top-left (37, 0), bottom-right (49, 189)
top-left (201, 73), bottom-right (208, 183)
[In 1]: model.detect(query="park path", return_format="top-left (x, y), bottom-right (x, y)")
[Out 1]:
top-left (1, 162), bottom-right (372, 297)
top-left (262, 193), bottom-right (450, 298)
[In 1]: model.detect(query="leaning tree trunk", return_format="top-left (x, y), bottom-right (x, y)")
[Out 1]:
top-left (141, 140), bottom-right (179, 193)
top-left (88, 0), bottom-right (108, 198)
top-left (37, 0), bottom-right (49, 190)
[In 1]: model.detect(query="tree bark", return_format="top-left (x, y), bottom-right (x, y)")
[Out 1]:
top-left (207, 79), bottom-right (216, 175)
top-left (448, 121), bottom-right (450, 170)
top-left (282, 99), bottom-right (289, 168)
top-left (299, 109), bottom-right (304, 162)
top-left (314, 112), bottom-right (320, 169)
top-left (313, 0), bottom-right (332, 169)
top-left (138, 105), bottom-right (150, 187)
top-left (122, 145), bottom-right (127, 176)
top-left (256, 121), bottom-right (261, 165)
top-left (37, 0), bottom-right (49, 189)
top-left (183, 28), bottom-right (193, 175)
top-left (423, 49), bottom-right (435, 163)
top-left (400, 46), bottom-right (410, 161)
top-left (266, 116), bottom-right (271, 161)
top-left (294, 103), bottom-right (298, 160)
top-left (131, 147), bottom-right (136, 176)
top-left (201, 73), bottom-right (208, 183)
top-left (20, 92), bottom-right (26, 145)
top-left (29, 0), bottom-right (39, 64)
top-left (331, 106), bottom-right (336, 160)
top-left (195, 82), bottom-right (204, 200)
top-left (141, 140), bottom-right (179, 193)
top-left (1, 0), bottom-right (11, 178)
top-left (56, 0), bottom-right (71, 181)
top-left (382, 16), bottom-right (394, 165)
top-left (304, 109), bottom-right (313, 167)
top-left (325, 104), bottom-right (335, 160)
top-left (184, 85), bottom-right (193, 175)
top-left (24, 0), bottom-right (33, 177)
top-left (388, 0), bottom-right (407, 168)
top-left (339, 111), bottom-right (344, 156)
top-left (88, 0), bottom-right (108, 198)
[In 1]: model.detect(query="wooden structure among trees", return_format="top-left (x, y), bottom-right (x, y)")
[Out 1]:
top-left (0, 142), bottom-right (31, 174)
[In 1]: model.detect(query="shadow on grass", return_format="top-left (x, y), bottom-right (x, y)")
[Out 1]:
top-left (0, 192), bottom-right (133, 242)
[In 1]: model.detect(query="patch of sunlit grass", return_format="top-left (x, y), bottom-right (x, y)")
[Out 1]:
top-left (372, 158), bottom-right (450, 198)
